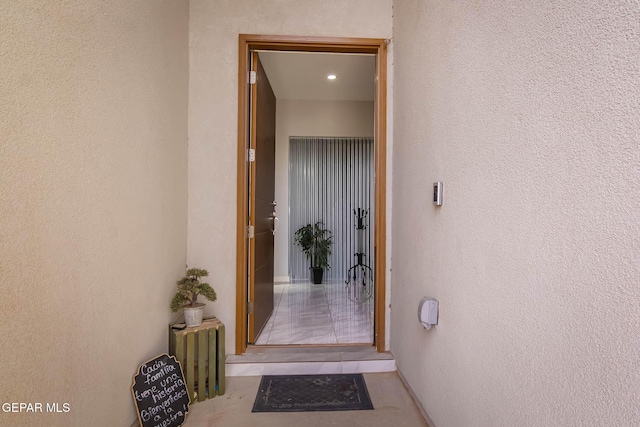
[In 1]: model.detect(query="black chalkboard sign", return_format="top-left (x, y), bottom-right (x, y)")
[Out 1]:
top-left (131, 354), bottom-right (190, 427)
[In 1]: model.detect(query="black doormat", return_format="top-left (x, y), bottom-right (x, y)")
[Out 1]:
top-left (252, 374), bottom-right (374, 412)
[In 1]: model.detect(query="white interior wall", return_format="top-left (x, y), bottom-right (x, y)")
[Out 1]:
top-left (0, 1), bottom-right (189, 426)
top-left (188, 0), bottom-right (392, 354)
top-left (391, 1), bottom-right (640, 426)
top-left (274, 100), bottom-right (375, 281)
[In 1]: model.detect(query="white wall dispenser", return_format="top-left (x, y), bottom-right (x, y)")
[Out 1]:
top-left (418, 297), bottom-right (439, 329)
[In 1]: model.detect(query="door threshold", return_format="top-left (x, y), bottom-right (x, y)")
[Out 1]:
top-left (226, 345), bottom-right (395, 376)
top-left (247, 343), bottom-right (373, 349)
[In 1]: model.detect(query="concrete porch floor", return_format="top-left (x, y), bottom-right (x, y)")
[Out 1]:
top-left (183, 372), bottom-right (430, 427)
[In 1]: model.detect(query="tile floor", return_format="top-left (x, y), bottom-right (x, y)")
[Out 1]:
top-left (182, 372), bottom-right (430, 427)
top-left (254, 279), bottom-right (375, 345)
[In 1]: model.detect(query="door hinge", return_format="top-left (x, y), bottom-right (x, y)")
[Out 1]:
top-left (249, 71), bottom-right (257, 84)
top-left (248, 148), bottom-right (255, 162)
top-left (247, 225), bottom-right (254, 238)
top-left (247, 301), bottom-right (254, 314)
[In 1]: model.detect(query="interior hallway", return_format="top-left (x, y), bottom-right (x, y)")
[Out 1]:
top-left (183, 372), bottom-right (430, 427)
top-left (255, 280), bottom-right (374, 345)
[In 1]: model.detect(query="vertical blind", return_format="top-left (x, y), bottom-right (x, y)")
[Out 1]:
top-left (289, 137), bottom-right (375, 281)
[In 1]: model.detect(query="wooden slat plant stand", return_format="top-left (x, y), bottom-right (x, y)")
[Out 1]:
top-left (169, 317), bottom-right (225, 403)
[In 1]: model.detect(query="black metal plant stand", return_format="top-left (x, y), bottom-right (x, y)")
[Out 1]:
top-left (345, 208), bottom-right (373, 303)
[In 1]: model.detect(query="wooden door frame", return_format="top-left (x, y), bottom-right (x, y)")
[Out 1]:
top-left (236, 34), bottom-right (387, 355)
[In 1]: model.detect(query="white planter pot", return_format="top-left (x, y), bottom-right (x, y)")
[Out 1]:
top-left (183, 303), bottom-right (205, 327)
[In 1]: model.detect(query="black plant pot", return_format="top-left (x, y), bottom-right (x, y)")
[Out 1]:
top-left (311, 267), bottom-right (324, 284)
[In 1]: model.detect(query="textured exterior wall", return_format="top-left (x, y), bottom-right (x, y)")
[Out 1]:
top-left (391, 1), bottom-right (640, 426)
top-left (188, 0), bottom-right (392, 353)
top-left (0, 1), bottom-right (188, 425)
top-left (274, 100), bottom-right (375, 279)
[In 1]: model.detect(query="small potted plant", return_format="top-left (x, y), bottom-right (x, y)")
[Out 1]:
top-left (170, 268), bottom-right (217, 327)
top-left (294, 221), bottom-right (333, 284)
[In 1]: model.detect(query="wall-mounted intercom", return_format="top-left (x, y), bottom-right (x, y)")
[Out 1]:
top-left (433, 182), bottom-right (443, 206)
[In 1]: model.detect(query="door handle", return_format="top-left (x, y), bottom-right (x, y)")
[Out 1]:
top-left (271, 212), bottom-right (279, 235)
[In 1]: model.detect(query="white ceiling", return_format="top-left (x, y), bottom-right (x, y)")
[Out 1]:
top-left (258, 51), bottom-right (375, 102)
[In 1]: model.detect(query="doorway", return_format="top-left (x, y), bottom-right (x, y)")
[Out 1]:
top-left (235, 35), bottom-right (387, 355)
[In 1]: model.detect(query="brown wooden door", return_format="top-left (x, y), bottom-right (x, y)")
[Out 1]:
top-left (248, 52), bottom-right (276, 343)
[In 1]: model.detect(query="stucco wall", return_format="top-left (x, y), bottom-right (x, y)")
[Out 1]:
top-left (188, 0), bottom-right (392, 353)
top-left (0, 1), bottom-right (188, 425)
top-left (392, 1), bottom-right (640, 426)
top-left (274, 100), bottom-right (375, 280)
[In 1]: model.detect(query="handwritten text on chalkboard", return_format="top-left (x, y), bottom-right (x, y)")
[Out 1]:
top-left (131, 354), bottom-right (190, 427)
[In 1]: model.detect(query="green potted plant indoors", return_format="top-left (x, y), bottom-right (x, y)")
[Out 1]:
top-left (294, 221), bottom-right (333, 284)
top-left (170, 268), bottom-right (217, 327)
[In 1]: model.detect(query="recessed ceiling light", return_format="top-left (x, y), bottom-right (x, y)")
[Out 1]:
top-left (327, 74), bottom-right (337, 80)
